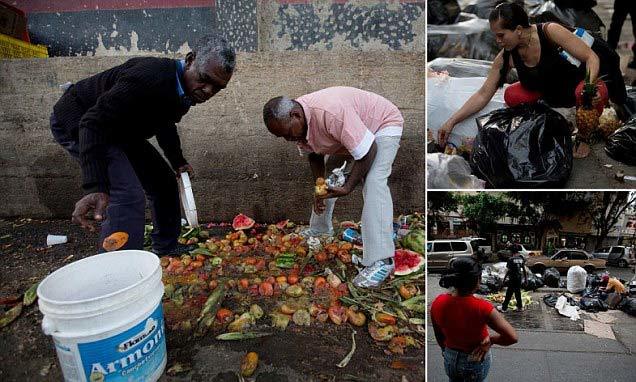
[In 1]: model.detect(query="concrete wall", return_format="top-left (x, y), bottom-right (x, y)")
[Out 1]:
top-left (0, 52), bottom-right (425, 222)
top-left (14, 0), bottom-right (425, 56)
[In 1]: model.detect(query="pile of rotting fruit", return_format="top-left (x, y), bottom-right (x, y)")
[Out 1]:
top-left (156, 213), bottom-right (425, 357)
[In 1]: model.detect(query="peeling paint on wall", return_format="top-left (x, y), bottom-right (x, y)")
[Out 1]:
top-left (267, 2), bottom-right (424, 51)
top-left (24, 0), bottom-right (423, 56)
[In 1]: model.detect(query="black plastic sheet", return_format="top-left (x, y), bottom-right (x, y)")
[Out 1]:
top-left (470, 103), bottom-right (574, 188)
top-left (544, 267), bottom-right (561, 288)
top-left (618, 298), bottom-right (636, 316)
top-left (428, 14), bottom-right (500, 61)
top-left (428, 0), bottom-right (462, 25)
top-left (461, 0), bottom-right (523, 19)
top-left (579, 297), bottom-right (609, 312)
top-left (526, 0), bottom-right (604, 35)
top-left (605, 118), bottom-right (636, 166)
top-left (522, 273), bottom-right (544, 291)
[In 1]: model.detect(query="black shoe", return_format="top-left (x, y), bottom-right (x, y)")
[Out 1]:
top-left (628, 60), bottom-right (636, 70)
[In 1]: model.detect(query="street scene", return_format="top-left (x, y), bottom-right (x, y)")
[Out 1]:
top-left (427, 0), bottom-right (636, 189)
top-left (427, 191), bottom-right (636, 381)
top-left (0, 1), bottom-right (425, 381)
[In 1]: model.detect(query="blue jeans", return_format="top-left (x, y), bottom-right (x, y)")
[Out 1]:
top-left (443, 348), bottom-right (492, 382)
top-left (50, 112), bottom-right (181, 254)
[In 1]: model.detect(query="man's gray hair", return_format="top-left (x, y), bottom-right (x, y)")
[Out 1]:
top-left (193, 34), bottom-right (236, 74)
top-left (263, 96), bottom-right (297, 125)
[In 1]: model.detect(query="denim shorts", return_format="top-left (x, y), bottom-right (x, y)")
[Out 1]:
top-left (443, 347), bottom-right (492, 382)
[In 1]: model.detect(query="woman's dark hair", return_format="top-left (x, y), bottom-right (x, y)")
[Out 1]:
top-left (488, 2), bottom-right (530, 30)
top-left (489, 3), bottom-right (530, 88)
top-left (439, 257), bottom-right (482, 295)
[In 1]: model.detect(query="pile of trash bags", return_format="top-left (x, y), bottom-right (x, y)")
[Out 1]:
top-left (428, 12), bottom-right (499, 61)
top-left (479, 265), bottom-right (504, 294)
top-left (470, 103), bottom-right (573, 188)
top-left (458, 0), bottom-right (604, 35)
top-left (526, 0), bottom-right (604, 37)
top-left (605, 118), bottom-right (636, 166)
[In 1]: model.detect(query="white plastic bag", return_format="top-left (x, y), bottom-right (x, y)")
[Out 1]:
top-left (555, 295), bottom-right (580, 321)
top-left (566, 266), bottom-right (587, 293)
top-left (426, 73), bottom-right (506, 147)
top-left (426, 153), bottom-right (486, 189)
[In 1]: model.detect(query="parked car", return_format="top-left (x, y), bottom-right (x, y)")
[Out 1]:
top-left (460, 237), bottom-right (492, 256)
top-left (426, 240), bottom-right (474, 272)
top-left (526, 249), bottom-right (606, 274)
top-left (496, 244), bottom-right (542, 262)
top-left (606, 246), bottom-right (635, 268)
top-left (591, 246), bottom-right (613, 260)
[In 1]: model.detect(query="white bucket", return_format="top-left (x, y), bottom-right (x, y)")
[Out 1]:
top-left (37, 250), bottom-right (166, 382)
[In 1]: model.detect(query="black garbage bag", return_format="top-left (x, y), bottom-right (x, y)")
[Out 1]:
top-left (582, 285), bottom-right (599, 298)
top-left (604, 293), bottom-right (624, 309)
top-left (428, 0), bottom-right (461, 25)
top-left (526, 1), bottom-right (604, 35)
top-left (618, 298), bottom-right (636, 316)
top-left (543, 293), bottom-right (560, 307)
top-left (462, 0), bottom-right (524, 19)
top-left (623, 87), bottom-right (636, 118)
top-left (605, 118), bottom-right (636, 166)
top-left (481, 268), bottom-right (504, 293)
top-left (553, 0), bottom-right (597, 10)
top-left (579, 297), bottom-right (609, 312)
top-left (427, 13), bottom-right (500, 61)
top-left (470, 103), bottom-right (573, 188)
top-left (544, 267), bottom-right (561, 288)
top-left (522, 272), bottom-right (544, 291)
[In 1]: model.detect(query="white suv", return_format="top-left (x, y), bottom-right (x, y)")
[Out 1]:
top-left (427, 240), bottom-right (474, 272)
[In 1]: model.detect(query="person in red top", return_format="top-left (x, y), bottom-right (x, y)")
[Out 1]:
top-left (431, 257), bottom-right (518, 382)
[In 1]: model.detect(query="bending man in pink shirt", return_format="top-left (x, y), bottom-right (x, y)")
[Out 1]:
top-left (263, 87), bottom-right (402, 287)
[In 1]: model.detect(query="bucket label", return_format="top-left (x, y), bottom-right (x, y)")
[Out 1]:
top-left (77, 304), bottom-right (166, 382)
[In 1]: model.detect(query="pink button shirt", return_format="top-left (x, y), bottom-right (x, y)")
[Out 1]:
top-left (295, 87), bottom-right (403, 160)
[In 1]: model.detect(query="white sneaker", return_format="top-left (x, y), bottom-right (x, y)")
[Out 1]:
top-left (299, 227), bottom-right (333, 238)
top-left (353, 258), bottom-right (394, 288)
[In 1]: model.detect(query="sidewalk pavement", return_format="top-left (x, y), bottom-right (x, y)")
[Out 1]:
top-left (427, 327), bottom-right (636, 382)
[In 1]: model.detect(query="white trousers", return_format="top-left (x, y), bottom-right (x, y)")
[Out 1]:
top-left (309, 135), bottom-right (401, 266)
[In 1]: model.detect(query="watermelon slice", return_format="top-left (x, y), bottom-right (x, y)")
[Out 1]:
top-left (276, 219), bottom-right (289, 230)
top-left (394, 249), bottom-right (424, 276)
top-left (232, 214), bottom-right (255, 231)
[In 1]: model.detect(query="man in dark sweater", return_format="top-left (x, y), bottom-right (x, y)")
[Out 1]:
top-left (498, 246), bottom-right (528, 312)
top-left (51, 34), bottom-right (235, 254)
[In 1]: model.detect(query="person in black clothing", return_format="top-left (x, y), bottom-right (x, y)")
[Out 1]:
top-left (607, 0), bottom-right (636, 69)
top-left (51, 34), bottom-right (235, 254)
top-left (438, 2), bottom-right (627, 147)
top-left (499, 246), bottom-right (527, 312)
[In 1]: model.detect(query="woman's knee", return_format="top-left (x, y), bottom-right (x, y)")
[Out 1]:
top-left (504, 82), bottom-right (541, 107)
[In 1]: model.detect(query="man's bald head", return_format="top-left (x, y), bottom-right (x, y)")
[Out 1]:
top-left (263, 96), bottom-right (307, 142)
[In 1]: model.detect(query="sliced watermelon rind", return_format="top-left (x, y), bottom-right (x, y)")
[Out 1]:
top-left (232, 214), bottom-right (255, 230)
top-left (394, 249), bottom-right (425, 276)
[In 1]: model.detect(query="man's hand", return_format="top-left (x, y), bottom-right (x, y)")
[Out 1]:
top-left (317, 185), bottom-right (351, 200)
top-left (72, 192), bottom-right (109, 232)
top-left (177, 164), bottom-right (194, 178)
top-left (438, 120), bottom-right (455, 148)
top-left (470, 336), bottom-right (492, 362)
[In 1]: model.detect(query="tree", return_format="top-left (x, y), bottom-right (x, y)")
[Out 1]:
top-left (427, 192), bottom-right (459, 237)
top-left (460, 193), bottom-right (515, 238)
top-left (505, 192), bottom-right (592, 248)
top-left (589, 192), bottom-right (636, 248)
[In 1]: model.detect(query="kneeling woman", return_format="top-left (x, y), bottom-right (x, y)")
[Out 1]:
top-left (438, 3), bottom-right (627, 149)
top-left (431, 257), bottom-right (518, 382)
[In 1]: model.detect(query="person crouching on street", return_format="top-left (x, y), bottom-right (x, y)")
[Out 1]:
top-left (262, 86), bottom-right (402, 288)
top-left (51, 34), bottom-right (235, 254)
top-left (431, 257), bottom-right (518, 382)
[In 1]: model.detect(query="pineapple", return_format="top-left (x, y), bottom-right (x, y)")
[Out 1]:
top-left (575, 71), bottom-right (600, 143)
